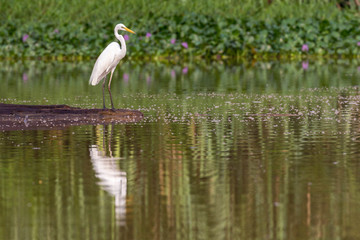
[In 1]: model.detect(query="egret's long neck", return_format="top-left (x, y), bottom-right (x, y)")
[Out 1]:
top-left (114, 27), bottom-right (126, 56)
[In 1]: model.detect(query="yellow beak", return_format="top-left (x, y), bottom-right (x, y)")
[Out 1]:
top-left (124, 27), bottom-right (135, 34)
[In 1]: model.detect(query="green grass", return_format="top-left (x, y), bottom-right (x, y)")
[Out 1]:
top-left (1, 0), bottom-right (350, 25)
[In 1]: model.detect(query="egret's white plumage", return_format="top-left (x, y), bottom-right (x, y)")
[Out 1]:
top-left (89, 42), bottom-right (125, 86)
top-left (89, 23), bottom-right (135, 109)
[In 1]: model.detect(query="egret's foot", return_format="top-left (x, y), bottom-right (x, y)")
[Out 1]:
top-left (111, 108), bottom-right (116, 112)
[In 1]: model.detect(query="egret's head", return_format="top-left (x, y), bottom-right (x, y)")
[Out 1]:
top-left (116, 24), bottom-right (135, 34)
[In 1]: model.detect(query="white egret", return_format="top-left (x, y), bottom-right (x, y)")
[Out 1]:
top-left (89, 23), bottom-right (135, 110)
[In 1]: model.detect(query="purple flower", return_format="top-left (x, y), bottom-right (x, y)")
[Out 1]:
top-left (146, 76), bottom-right (151, 84)
top-left (124, 34), bottom-right (130, 41)
top-left (171, 69), bottom-right (176, 78)
top-left (302, 44), bottom-right (309, 52)
top-left (170, 38), bottom-right (176, 44)
top-left (22, 73), bottom-right (28, 82)
top-left (182, 67), bottom-right (188, 74)
top-left (54, 29), bottom-right (59, 34)
top-left (357, 42), bottom-right (360, 47)
top-left (302, 61), bottom-right (309, 70)
top-left (123, 73), bottom-right (129, 83)
top-left (22, 34), bottom-right (29, 43)
top-left (146, 32), bottom-right (152, 38)
top-left (181, 42), bottom-right (188, 49)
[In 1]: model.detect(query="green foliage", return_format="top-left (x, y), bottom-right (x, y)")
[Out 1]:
top-left (0, 0), bottom-right (345, 25)
top-left (1, 8), bottom-right (360, 60)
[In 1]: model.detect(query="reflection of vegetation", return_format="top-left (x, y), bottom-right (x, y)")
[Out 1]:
top-left (1, 61), bottom-right (360, 239)
top-left (1, 83), bottom-right (360, 239)
top-left (1, 60), bottom-right (360, 107)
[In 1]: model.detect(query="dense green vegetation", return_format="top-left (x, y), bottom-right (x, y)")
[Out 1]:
top-left (1, 0), bottom-right (360, 60)
top-left (2, 0), bottom-right (347, 24)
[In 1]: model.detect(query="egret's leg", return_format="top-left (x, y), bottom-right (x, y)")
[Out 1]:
top-left (108, 70), bottom-right (115, 110)
top-left (102, 79), bottom-right (107, 109)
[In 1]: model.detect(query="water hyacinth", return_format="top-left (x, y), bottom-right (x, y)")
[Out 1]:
top-left (146, 76), bottom-right (151, 84)
top-left (181, 42), bottom-right (188, 49)
top-left (4, 12), bottom-right (360, 59)
top-left (302, 61), bottom-right (309, 70)
top-left (22, 73), bottom-right (28, 82)
top-left (123, 73), bottom-right (129, 82)
top-left (302, 44), bottom-right (309, 52)
top-left (182, 67), bottom-right (188, 74)
top-left (22, 34), bottom-right (29, 42)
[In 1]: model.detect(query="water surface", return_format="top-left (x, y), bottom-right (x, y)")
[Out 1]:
top-left (1, 60), bottom-right (360, 240)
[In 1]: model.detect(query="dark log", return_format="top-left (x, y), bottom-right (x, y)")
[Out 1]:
top-left (0, 103), bottom-right (143, 131)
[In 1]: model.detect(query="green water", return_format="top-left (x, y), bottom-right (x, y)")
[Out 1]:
top-left (1, 60), bottom-right (360, 240)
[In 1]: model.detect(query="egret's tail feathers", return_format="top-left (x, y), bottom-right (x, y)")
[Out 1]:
top-left (89, 76), bottom-right (97, 86)
top-left (89, 74), bottom-right (102, 86)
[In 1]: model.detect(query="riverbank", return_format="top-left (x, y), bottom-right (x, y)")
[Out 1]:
top-left (1, 2), bottom-right (360, 60)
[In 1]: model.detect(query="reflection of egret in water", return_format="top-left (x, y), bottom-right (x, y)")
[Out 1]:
top-left (89, 125), bottom-right (127, 226)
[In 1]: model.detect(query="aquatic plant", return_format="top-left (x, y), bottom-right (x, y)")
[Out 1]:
top-left (302, 44), bottom-right (309, 52)
top-left (22, 34), bottom-right (29, 43)
top-left (181, 42), bottom-right (189, 49)
top-left (1, 12), bottom-right (360, 60)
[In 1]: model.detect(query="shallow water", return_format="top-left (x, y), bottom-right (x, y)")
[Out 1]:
top-left (1, 60), bottom-right (360, 240)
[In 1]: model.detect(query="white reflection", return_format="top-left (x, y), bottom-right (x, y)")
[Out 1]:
top-left (89, 145), bottom-right (127, 226)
